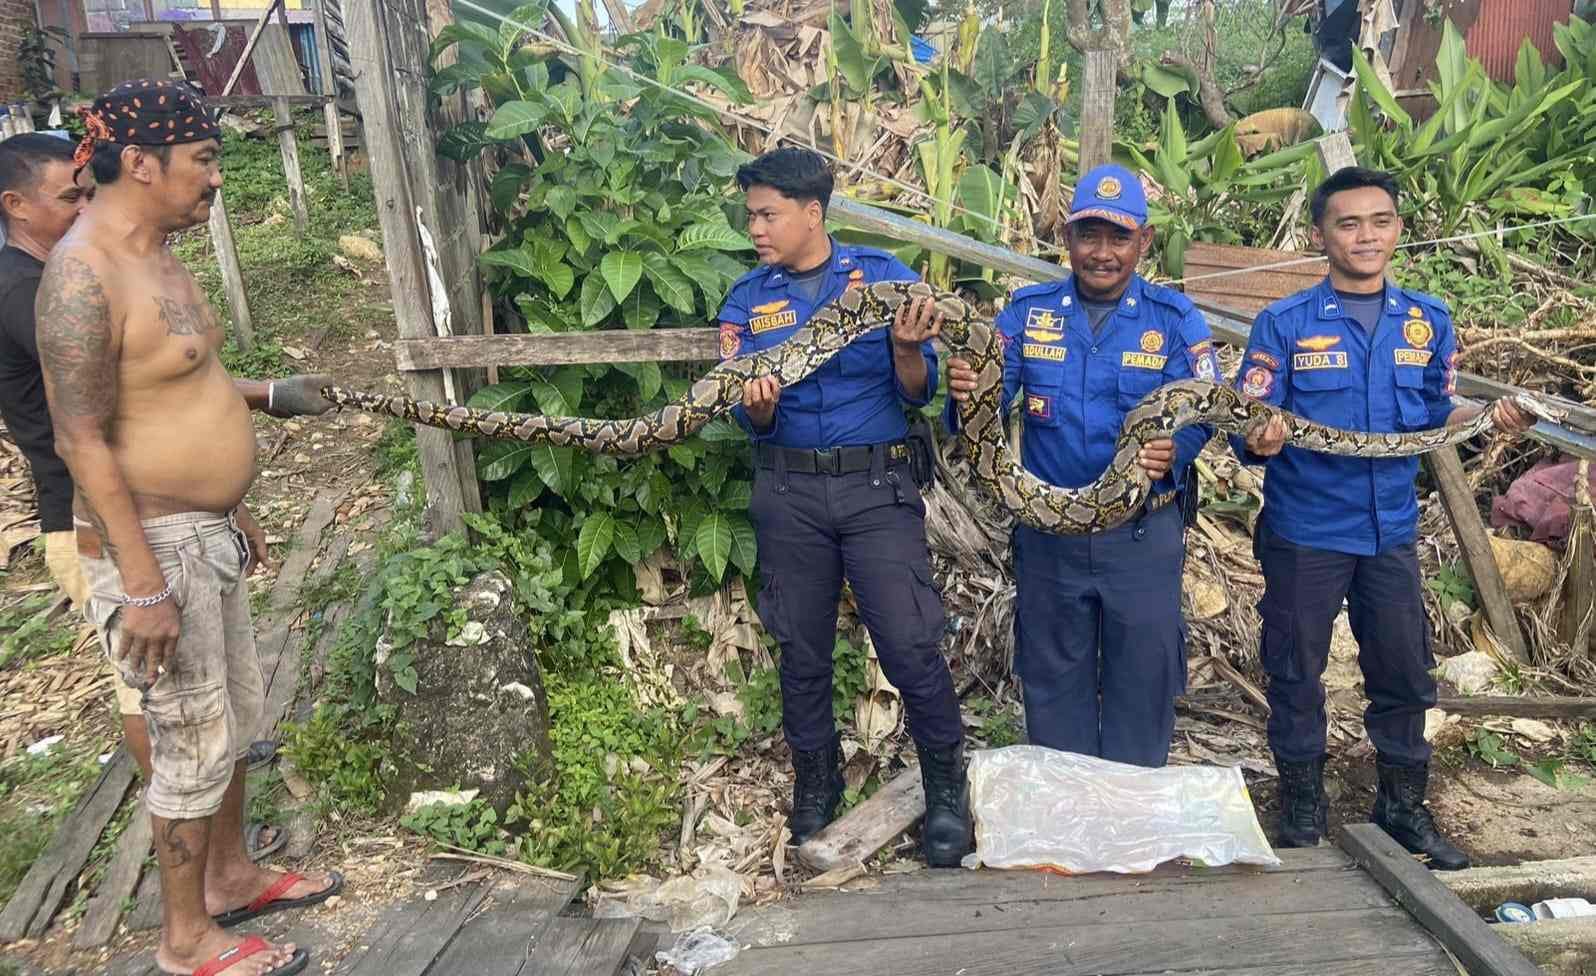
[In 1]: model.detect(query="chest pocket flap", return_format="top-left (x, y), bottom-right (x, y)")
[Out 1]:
top-left (1117, 367), bottom-right (1161, 409)
top-left (1289, 363), bottom-right (1354, 393)
top-left (1393, 365), bottom-right (1431, 428)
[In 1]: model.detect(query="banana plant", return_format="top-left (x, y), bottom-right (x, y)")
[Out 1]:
top-left (1122, 98), bottom-right (1313, 276)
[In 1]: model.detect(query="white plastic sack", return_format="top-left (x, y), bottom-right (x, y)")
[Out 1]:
top-left (962, 745), bottom-right (1280, 873)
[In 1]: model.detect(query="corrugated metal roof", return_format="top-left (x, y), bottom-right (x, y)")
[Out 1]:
top-left (1464, 0), bottom-right (1574, 83)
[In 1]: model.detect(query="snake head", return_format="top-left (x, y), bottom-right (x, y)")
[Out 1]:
top-left (1510, 393), bottom-right (1568, 426)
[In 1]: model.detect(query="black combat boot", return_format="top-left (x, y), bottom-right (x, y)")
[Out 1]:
top-left (789, 734), bottom-right (845, 847)
top-left (1372, 761), bottom-right (1470, 871)
top-left (917, 741), bottom-right (973, 868)
top-left (1274, 754), bottom-right (1328, 848)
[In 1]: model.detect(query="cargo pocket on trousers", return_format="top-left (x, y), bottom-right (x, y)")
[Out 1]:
top-left (1259, 604), bottom-right (1303, 684)
top-left (755, 576), bottom-right (791, 649)
top-left (141, 681), bottom-right (231, 797)
top-left (909, 561), bottom-right (946, 648)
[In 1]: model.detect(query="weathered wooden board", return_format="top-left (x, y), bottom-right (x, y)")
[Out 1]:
top-left (1342, 823), bottom-right (1541, 976)
top-left (1435, 695), bottom-right (1596, 719)
top-left (728, 862), bottom-right (1393, 950)
top-left (337, 869), bottom-right (489, 976)
top-left (395, 329), bottom-right (721, 371)
top-left (257, 489), bottom-right (344, 730)
top-left (72, 797), bottom-right (152, 948)
top-left (427, 874), bottom-right (582, 974)
top-left (1180, 240), bottom-right (1328, 318)
top-left (1426, 447), bottom-right (1529, 663)
top-left (797, 765), bottom-right (922, 872)
top-left (717, 906), bottom-right (1443, 975)
top-left (526, 917), bottom-right (652, 976)
top-left (0, 751), bottom-right (136, 941)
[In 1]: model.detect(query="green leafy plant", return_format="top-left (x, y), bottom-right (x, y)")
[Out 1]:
top-left (402, 799), bottom-right (509, 855)
top-left (18, 26), bottom-right (67, 101)
top-left (433, 24), bottom-right (761, 590)
top-left (1425, 562), bottom-right (1477, 611)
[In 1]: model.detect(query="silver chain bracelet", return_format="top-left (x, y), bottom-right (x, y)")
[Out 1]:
top-left (117, 583), bottom-right (172, 608)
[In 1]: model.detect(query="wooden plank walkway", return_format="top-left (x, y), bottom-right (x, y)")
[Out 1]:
top-left (715, 847), bottom-right (1458, 976)
top-left (331, 866), bottom-right (659, 976)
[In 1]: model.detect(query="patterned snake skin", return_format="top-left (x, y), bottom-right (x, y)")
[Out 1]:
top-left (323, 280), bottom-right (1563, 534)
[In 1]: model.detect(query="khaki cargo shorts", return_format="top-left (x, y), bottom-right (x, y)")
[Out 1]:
top-left (44, 529), bottom-right (144, 715)
top-left (79, 511), bottom-right (265, 821)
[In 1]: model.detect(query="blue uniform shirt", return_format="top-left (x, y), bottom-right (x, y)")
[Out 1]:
top-left (1231, 279), bottom-right (1459, 556)
top-left (717, 240), bottom-right (936, 449)
top-left (947, 275), bottom-right (1218, 497)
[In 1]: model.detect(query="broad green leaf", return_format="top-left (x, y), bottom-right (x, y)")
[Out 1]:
top-left (1142, 63), bottom-right (1192, 98)
top-left (1350, 47), bottom-right (1413, 129)
top-left (829, 12), bottom-right (877, 94)
top-left (616, 360), bottom-right (663, 400)
top-left (589, 137), bottom-right (616, 170)
top-left (531, 378), bottom-right (574, 415)
top-left (579, 271), bottom-right (616, 326)
top-left (564, 217), bottom-right (592, 259)
top-left (551, 367), bottom-right (585, 412)
top-left (695, 512), bottom-right (734, 581)
top-left (972, 30), bottom-right (1011, 99)
top-left (669, 252), bottom-right (725, 307)
top-left (478, 246), bottom-right (537, 279)
top-left (637, 518), bottom-right (667, 558)
top-left (576, 512), bottom-right (615, 579)
top-left (507, 468), bottom-right (544, 507)
top-left (485, 100), bottom-right (547, 141)
top-left (611, 519), bottom-right (642, 564)
top-left (677, 222), bottom-right (754, 252)
top-left (668, 444), bottom-right (699, 469)
top-left (529, 444), bottom-right (575, 497)
top-left (546, 82), bottom-right (582, 124)
top-left (498, 1), bottom-right (552, 57)
top-left (1157, 99), bottom-right (1190, 196)
top-left (477, 440), bottom-right (537, 481)
top-left (430, 21), bottom-right (502, 63)
top-left (697, 416), bottom-right (746, 443)
top-left (641, 252), bottom-right (697, 315)
top-left (466, 381), bottom-right (533, 413)
top-left (490, 164), bottom-right (530, 212)
top-left (430, 62), bottom-right (485, 98)
top-left (721, 479), bottom-right (752, 510)
top-left (673, 64), bottom-right (750, 103)
top-left (600, 251), bottom-right (644, 303)
top-left (726, 513), bottom-right (757, 577)
top-left (621, 289), bottom-right (662, 330)
top-left (437, 120), bottom-right (494, 161)
top-left (956, 164), bottom-right (1005, 224)
top-left (1208, 126), bottom-right (1244, 184)
top-left (655, 36), bottom-right (692, 75)
top-left (545, 185), bottom-right (577, 221)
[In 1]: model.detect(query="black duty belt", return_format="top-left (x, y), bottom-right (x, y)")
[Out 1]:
top-left (755, 441), bottom-right (910, 475)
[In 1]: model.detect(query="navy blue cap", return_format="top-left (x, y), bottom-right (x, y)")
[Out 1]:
top-left (1068, 164), bottom-right (1148, 230)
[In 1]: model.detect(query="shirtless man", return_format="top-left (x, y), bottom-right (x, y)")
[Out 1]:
top-left (37, 80), bottom-right (338, 976)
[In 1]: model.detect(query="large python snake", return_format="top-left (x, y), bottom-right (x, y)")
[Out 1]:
top-left (322, 280), bottom-right (1563, 534)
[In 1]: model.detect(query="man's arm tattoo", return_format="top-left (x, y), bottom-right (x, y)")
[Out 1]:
top-left (36, 255), bottom-right (116, 422)
top-left (152, 296), bottom-right (215, 337)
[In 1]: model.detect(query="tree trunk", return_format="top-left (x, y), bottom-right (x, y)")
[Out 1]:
top-left (1159, 50), bottom-right (1235, 129)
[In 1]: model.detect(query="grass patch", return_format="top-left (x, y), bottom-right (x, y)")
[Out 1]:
top-left (0, 747), bottom-right (104, 904)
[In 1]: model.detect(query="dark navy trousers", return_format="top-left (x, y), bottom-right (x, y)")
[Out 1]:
top-left (748, 457), bottom-right (962, 752)
top-left (1012, 502), bottom-right (1187, 767)
top-left (1254, 519), bottom-right (1435, 766)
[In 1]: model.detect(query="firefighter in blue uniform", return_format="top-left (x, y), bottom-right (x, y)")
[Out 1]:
top-left (718, 148), bottom-right (971, 866)
top-left (945, 164), bottom-right (1218, 767)
top-left (1234, 167), bottom-right (1532, 869)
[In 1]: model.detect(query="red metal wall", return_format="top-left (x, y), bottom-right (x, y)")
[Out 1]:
top-left (1464, 0), bottom-right (1574, 83)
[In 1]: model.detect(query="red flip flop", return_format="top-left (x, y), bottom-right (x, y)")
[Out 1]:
top-left (161, 934), bottom-right (309, 976)
top-left (213, 870), bottom-right (343, 929)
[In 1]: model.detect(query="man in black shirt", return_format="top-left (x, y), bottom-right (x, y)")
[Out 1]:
top-left (0, 134), bottom-right (89, 560)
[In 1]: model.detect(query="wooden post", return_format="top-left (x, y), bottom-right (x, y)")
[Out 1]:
top-left (207, 188), bottom-right (255, 352)
top-left (311, 0), bottom-right (349, 189)
top-left (1315, 131), bottom-right (1529, 662)
top-left (222, 0), bottom-right (284, 98)
top-left (272, 96), bottom-right (310, 233)
top-left (348, 0), bottom-right (480, 535)
top-left (210, 0), bottom-right (222, 18)
top-left (1560, 459), bottom-right (1593, 656)
top-left (1078, 49), bottom-right (1117, 178)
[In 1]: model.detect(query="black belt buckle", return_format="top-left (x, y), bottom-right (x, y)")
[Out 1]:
top-left (813, 448), bottom-right (841, 475)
